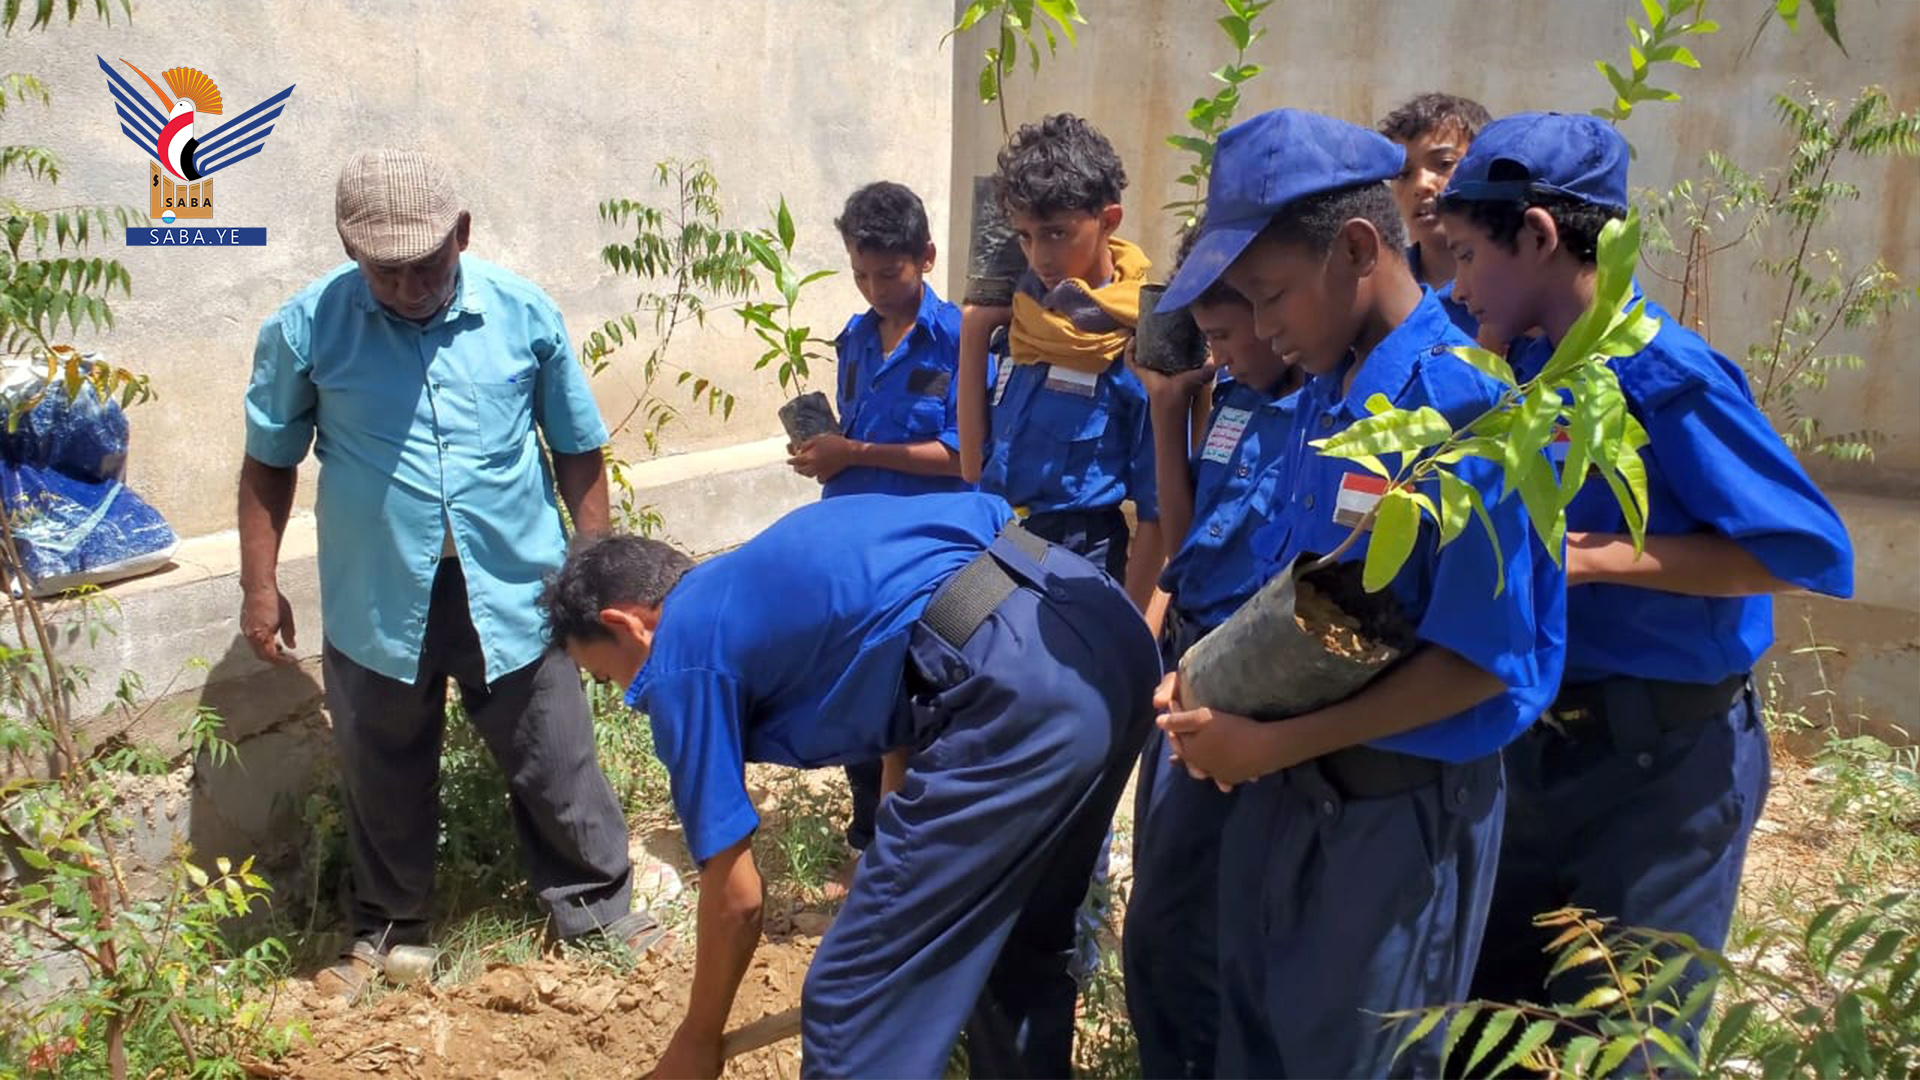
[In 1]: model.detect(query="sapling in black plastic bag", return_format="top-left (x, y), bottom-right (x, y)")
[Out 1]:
top-left (1180, 214), bottom-right (1659, 720)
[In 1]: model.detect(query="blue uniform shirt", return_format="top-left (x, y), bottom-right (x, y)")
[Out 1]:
top-left (1253, 291), bottom-right (1565, 762)
top-left (1408, 243), bottom-right (1479, 339)
top-left (245, 257), bottom-right (609, 683)
top-left (1160, 376), bottom-right (1302, 629)
top-left (822, 283), bottom-right (972, 499)
top-left (979, 353), bottom-right (1159, 521)
top-left (1514, 295), bottom-right (1853, 684)
top-left (978, 266), bottom-right (1158, 521)
top-left (625, 492), bottom-right (1014, 863)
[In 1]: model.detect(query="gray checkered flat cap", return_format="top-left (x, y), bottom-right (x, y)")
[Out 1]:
top-left (335, 149), bottom-right (462, 264)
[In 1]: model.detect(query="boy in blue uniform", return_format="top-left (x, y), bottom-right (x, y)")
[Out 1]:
top-left (541, 493), bottom-right (1157, 1079)
top-left (1155, 109), bottom-right (1566, 1078)
top-left (973, 114), bottom-right (1163, 609)
top-left (1438, 112), bottom-right (1854, 1047)
top-left (1122, 221), bottom-right (1305, 1080)
top-left (787, 181), bottom-right (970, 868)
top-left (787, 181), bottom-right (969, 500)
top-left (1379, 92), bottom-right (1492, 340)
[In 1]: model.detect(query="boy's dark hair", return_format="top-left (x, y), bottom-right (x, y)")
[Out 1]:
top-left (1436, 163), bottom-right (1624, 264)
top-left (834, 181), bottom-right (933, 257)
top-left (1177, 217), bottom-right (1247, 308)
top-left (1377, 92), bottom-right (1493, 145)
top-left (994, 113), bottom-right (1128, 217)
top-left (539, 534), bottom-right (695, 644)
top-left (1255, 182), bottom-right (1408, 257)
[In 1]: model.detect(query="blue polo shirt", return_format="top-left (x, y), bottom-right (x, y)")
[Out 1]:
top-left (1160, 375), bottom-right (1302, 629)
top-left (822, 283), bottom-right (971, 499)
top-left (625, 492), bottom-right (1014, 863)
top-left (1513, 295), bottom-right (1853, 684)
top-left (1408, 243), bottom-right (1478, 340)
top-left (245, 256), bottom-right (609, 683)
top-left (1253, 291), bottom-right (1564, 762)
top-left (978, 272), bottom-right (1158, 521)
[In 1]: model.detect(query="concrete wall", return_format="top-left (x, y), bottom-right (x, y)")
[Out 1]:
top-left (945, 0), bottom-right (1920, 738)
top-left (11, 0), bottom-right (956, 538)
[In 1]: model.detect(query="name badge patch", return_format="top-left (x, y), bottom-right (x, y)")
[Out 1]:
top-left (1333, 472), bottom-right (1388, 529)
top-left (1041, 364), bottom-right (1099, 398)
top-left (1201, 407), bottom-right (1253, 465)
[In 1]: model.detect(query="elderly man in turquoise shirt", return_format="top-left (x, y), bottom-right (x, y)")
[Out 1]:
top-left (237, 149), bottom-right (661, 997)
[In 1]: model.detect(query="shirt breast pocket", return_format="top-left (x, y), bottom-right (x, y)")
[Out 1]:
top-left (1027, 386), bottom-right (1110, 497)
top-left (468, 376), bottom-right (534, 457)
top-left (890, 395), bottom-right (948, 440)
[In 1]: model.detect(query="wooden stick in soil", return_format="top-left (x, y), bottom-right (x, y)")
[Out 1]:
top-left (642, 1007), bottom-right (803, 1078)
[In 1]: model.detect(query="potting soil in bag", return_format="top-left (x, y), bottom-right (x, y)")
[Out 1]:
top-left (1178, 553), bottom-right (1416, 720)
top-left (963, 176), bottom-right (1030, 307)
top-left (778, 390), bottom-right (842, 445)
top-left (0, 356), bottom-right (178, 596)
top-left (1134, 283), bottom-right (1208, 375)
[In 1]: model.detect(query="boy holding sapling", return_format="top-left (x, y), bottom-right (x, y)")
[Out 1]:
top-left (1152, 109), bottom-right (1566, 1077)
top-left (1378, 91), bottom-right (1493, 339)
top-left (1122, 219), bottom-right (1305, 1080)
top-left (787, 181), bottom-right (969, 874)
top-left (961, 114), bottom-right (1164, 608)
top-left (786, 182), bottom-right (968, 500)
top-left (1438, 112), bottom-right (1854, 1049)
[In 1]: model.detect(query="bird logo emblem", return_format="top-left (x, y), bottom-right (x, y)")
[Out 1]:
top-left (99, 56), bottom-right (295, 225)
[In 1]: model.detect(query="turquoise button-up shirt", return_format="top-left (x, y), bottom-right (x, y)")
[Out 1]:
top-left (244, 255), bottom-right (610, 684)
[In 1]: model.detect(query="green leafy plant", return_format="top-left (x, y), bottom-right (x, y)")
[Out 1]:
top-left (585, 163), bottom-right (835, 532)
top-left (1640, 85), bottom-right (1919, 461)
top-left (1591, 0), bottom-right (1720, 128)
top-left (2, 1), bottom-right (148, 425)
top-left (1766, 0), bottom-right (1846, 54)
top-left (1312, 212), bottom-right (1656, 592)
top-left (946, 0), bottom-right (1086, 138)
top-left (1164, 0), bottom-right (1271, 231)
top-left (1390, 892), bottom-right (1920, 1078)
top-left (584, 159), bottom-right (760, 455)
top-left (739, 197), bottom-right (836, 396)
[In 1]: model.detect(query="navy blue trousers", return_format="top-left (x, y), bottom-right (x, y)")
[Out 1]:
top-left (1471, 680), bottom-right (1769, 1051)
top-left (1022, 506), bottom-right (1130, 584)
top-left (1123, 613), bottom-right (1235, 1080)
top-left (1216, 752), bottom-right (1505, 1078)
top-left (799, 531), bottom-right (1159, 1078)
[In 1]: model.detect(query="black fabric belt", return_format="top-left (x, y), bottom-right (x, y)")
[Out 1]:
top-left (921, 521), bottom-right (1051, 649)
top-left (1163, 605), bottom-right (1209, 662)
top-left (1541, 673), bottom-right (1749, 741)
top-left (1317, 743), bottom-right (1446, 799)
top-left (1023, 505), bottom-right (1127, 535)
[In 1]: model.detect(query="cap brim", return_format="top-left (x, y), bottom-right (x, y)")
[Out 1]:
top-left (1160, 216), bottom-right (1266, 311)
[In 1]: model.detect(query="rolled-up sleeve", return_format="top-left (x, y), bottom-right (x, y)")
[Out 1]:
top-left (243, 314), bottom-right (317, 467)
top-left (532, 307), bottom-right (610, 455)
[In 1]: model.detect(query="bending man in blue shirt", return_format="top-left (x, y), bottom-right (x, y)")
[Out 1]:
top-left (238, 150), bottom-right (660, 997)
top-left (543, 492), bottom-right (1157, 1079)
top-left (1440, 112), bottom-right (1854, 1050)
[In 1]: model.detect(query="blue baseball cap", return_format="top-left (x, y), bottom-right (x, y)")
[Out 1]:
top-left (1160, 109), bottom-right (1405, 311)
top-left (1441, 111), bottom-right (1629, 211)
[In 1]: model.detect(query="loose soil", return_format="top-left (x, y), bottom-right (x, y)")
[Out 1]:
top-left (263, 932), bottom-right (818, 1080)
top-left (261, 728), bottom-right (1872, 1078)
top-left (1293, 561), bottom-right (1414, 664)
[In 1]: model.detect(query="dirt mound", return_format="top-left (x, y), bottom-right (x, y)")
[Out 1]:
top-left (265, 931), bottom-right (820, 1079)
